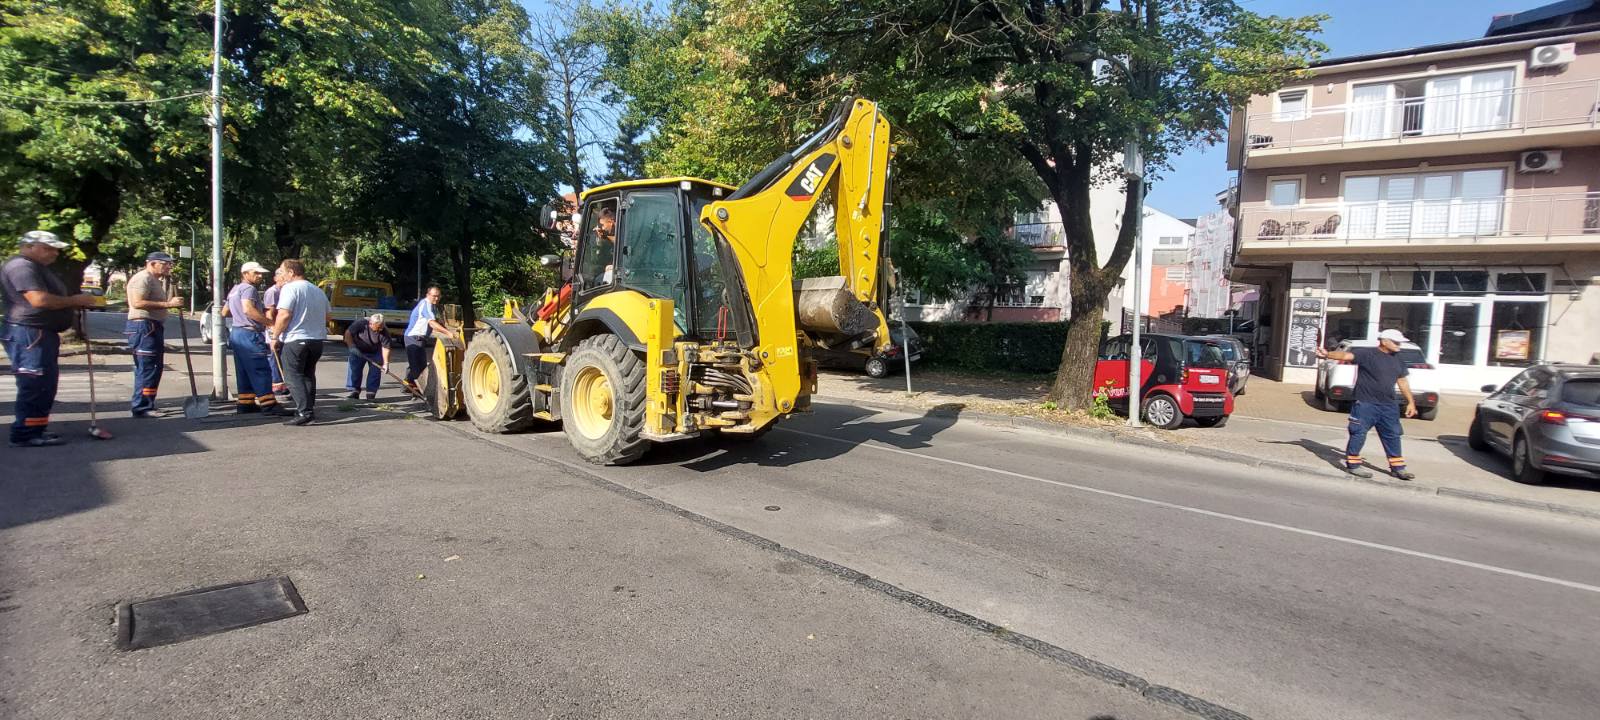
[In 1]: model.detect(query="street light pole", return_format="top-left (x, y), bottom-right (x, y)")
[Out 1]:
top-left (1127, 169), bottom-right (1147, 428)
top-left (209, 0), bottom-right (226, 399)
top-left (160, 216), bottom-right (197, 316)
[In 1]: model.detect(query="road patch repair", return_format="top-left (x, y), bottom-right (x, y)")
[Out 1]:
top-left (115, 577), bottom-right (307, 650)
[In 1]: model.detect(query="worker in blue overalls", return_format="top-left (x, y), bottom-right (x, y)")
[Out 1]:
top-left (1, 231), bottom-right (100, 447)
top-left (123, 251), bottom-right (184, 417)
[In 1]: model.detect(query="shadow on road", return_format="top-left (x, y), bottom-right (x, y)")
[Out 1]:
top-left (647, 401), bottom-right (966, 472)
top-left (1435, 434), bottom-right (1600, 493)
top-left (1259, 437), bottom-right (1349, 472)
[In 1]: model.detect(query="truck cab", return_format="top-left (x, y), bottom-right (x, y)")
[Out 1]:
top-left (319, 279), bottom-right (403, 335)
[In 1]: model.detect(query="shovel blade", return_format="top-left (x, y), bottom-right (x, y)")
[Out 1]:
top-left (183, 397), bottom-right (210, 419)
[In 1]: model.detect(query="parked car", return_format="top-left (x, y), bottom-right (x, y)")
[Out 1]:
top-left (197, 302), bottom-right (229, 347)
top-left (1314, 339), bottom-right (1441, 420)
top-left (1094, 333), bottom-right (1234, 430)
top-left (1468, 364), bottom-right (1600, 484)
top-left (1201, 334), bottom-right (1250, 396)
top-left (813, 324), bottom-right (922, 378)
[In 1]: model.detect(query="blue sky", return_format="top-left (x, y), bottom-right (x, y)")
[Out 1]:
top-left (1145, 0), bottom-right (1539, 219)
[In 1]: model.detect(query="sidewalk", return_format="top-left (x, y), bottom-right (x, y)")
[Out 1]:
top-left (819, 369), bottom-right (1600, 520)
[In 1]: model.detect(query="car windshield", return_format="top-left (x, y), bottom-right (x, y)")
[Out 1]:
top-left (1184, 340), bottom-right (1228, 368)
top-left (1561, 379), bottom-right (1600, 406)
top-left (1397, 348), bottom-right (1427, 365)
top-left (1208, 340), bottom-right (1238, 361)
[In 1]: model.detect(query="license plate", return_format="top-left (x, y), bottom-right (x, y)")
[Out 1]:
top-left (907, 353), bottom-right (922, 363)
top-left (1198, 375), bottom-right (1220, 385)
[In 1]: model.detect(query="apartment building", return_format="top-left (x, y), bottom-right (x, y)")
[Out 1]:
top-left (1226, 5), bottom-right (1600, 390)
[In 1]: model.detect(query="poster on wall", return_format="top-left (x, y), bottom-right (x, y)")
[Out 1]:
top-left (1495, 329), bottom-right (1532, 361)
top-left (1286, 297), bottom-right (1325, 368)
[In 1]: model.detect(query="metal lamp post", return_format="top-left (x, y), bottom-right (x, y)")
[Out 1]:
top-left (159, 216), bottom-right (198, 316)
top-left (1090, 54), bottom-right (1150, 428)
top-left (208, 0), bottom-right (226, 399)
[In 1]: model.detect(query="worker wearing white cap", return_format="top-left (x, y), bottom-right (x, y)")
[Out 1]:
top-left (1317, 328), bottom-right (1419, 480)
top-left (224, 262), bottom-right (287, 415)
top-left (1, 231), bottom-right (99, 446)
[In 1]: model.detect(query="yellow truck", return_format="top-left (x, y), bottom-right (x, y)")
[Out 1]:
top-left (426, 97), bottom-right (894, 465)
top-left (319, 279), bottom-right (405, 336)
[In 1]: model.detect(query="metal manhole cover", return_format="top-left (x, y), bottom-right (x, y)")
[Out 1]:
top-left (115, 576), bottom-right (307, 650)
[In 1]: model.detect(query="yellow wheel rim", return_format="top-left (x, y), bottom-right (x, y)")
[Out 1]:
top-left (571, 365), bottom-right (614, 440)
top-left (468, 351), bottom-right (502, 417)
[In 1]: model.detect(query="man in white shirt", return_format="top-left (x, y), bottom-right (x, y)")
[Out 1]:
top-left (268, 259), bottom-right (331, 426)
top-left (402, 285), bottom-right (454, 394)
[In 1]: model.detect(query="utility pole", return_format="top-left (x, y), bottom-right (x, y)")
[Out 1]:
top-left (209, 0), bottom-right (226, 399)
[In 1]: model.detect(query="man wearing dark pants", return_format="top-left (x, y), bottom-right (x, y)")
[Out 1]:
top-left (123, 251), bottom-right (184, 417)
top-left (268, 259), bottom-right (331, 426)
top-left (226, 261), bottom-right (287, 415)
top-left (343, 314), bottom-right (392, 400)
top-left (1, 231), bottom-right (98, 447)
top-left (401, 285), bottom-right (454, 395)
top-left (1318, 328), bottom-right (1419, 480)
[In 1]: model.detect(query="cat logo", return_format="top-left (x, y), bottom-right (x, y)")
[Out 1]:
top-left (784, 153), bottom-right (836, 201)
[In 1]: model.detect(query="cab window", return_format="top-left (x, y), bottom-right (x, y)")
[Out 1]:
top-left (620, 190), bottom-right (687, 327)
top-left (576, 197), bottom-right (619, 290)
top-left (689, 193), bottom-right (733, 337)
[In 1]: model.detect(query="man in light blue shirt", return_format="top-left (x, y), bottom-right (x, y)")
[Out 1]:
top-left (268, 259), bottom-right (332, 425)
top-left (402, 285), bottom-right (454, 393)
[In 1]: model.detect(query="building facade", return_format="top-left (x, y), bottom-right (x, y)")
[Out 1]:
top-left (1227, 17), bottom-right (1600, 390)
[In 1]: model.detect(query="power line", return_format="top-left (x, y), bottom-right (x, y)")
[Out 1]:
top-left (0, 90), bottom-right (209, 107)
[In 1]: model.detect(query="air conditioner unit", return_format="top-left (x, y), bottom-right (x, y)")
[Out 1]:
top-left (1519, 149), bottom-right (1563, 173)
top-left (1531, 42), bottom-right (1576, 69)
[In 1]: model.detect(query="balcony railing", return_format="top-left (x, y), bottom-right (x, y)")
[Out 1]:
top-left (1245, 80), bottom-right (1600, 152)
top-left (1010, 222), bottom-right (1067, 247)
top-left (1240, 192), bottom-right (1600, 243)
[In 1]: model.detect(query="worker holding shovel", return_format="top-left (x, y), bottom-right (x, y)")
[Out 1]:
top-left (226, 262), bottom-right (288, 416)
top-left (1, 231), bottom-right (100, 447)
top-left (124, 251), bottom-right (184, 417)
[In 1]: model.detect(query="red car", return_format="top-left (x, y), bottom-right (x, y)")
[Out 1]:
top-left (1093, 333), bottom-right (1235, 429)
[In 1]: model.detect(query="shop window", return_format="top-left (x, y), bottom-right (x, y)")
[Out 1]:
top-left (1487, 301), bottom-right (1545, 367)
top-left (1377, 301), bottom-right (1432, 354)
top-left (1438, 301), bottom-right (1480, 365)
top-left (1375, 270), bottom-right (1429, 294)
top-left (1433, 270), bottom-right (1488, 294)
top-left (1495, 272), bottom-right (1546, 294)
top-left (1324, 298), bottom-right (1371, 346)
top-left (1329, 270), bottom-right (1371, 292)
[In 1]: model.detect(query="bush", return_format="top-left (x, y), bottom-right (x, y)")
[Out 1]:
top-left (906, 320), bottom-right (1109, 375)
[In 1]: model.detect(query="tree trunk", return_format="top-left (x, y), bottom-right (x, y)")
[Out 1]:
top-left (450, 222), bottom-right (476, 329)
top-left (1047, 285), bottom-right (1108, 411)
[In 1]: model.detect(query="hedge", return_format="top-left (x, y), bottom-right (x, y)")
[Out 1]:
top-left (906, 320), bottom-right (1110, 374)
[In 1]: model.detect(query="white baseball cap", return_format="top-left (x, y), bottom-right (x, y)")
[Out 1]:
top-left (1378, 328), bottom-right (1410, 344)
top-left (240, 261), bottom-right (270, 274)
top-left (19, 230), bottom-right (69, 249)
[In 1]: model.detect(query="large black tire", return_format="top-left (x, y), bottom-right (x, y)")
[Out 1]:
top-left (1467, 412), bottom-right (1490, 451)
top-left (1142, 393), bottom-right (1184, 430)
top-left (559, 334), bottom-right (649, 465)
top-left (1511, 434), bottom-right (1548, 485)
top-left (423, 345), bottom-right (453, 419)
top-left (462, 330), bottom-right (535, 434)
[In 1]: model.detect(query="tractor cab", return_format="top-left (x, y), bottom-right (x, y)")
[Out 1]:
top-left (559, 178), bottom-right (738, 341)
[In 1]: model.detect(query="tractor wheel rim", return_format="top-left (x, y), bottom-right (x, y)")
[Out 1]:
top-left (469, 352), bottom-right (501, 416)
top-left (1148, 399), bottom-right (1175, 426)
top-left (572, 366), bottom-right (614, 440)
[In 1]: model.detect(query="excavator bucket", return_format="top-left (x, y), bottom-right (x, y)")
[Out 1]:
top-left (795, 276), bottom-right (879, 338)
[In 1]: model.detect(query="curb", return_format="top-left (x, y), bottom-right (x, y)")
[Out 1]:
top-left (815, 393), bottom-right (1600, 522)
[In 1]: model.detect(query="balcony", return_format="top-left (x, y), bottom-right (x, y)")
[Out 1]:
top-left (1010, 222), bottom-right (1067, 248)
top-left (1237, 191), bottom-right (1600, 256)
top-left (1242, 80), bottom-right (1600, 167)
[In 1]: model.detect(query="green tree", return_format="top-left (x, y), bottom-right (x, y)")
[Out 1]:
top-left (591, 0), bottom-right (1322, 409)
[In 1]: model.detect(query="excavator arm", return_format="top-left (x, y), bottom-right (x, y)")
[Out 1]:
top-left (698, 98), bottom-right (894, 415)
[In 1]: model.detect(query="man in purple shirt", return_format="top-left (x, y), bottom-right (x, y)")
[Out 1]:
top-left (263, 267), bottom-right (288, 398)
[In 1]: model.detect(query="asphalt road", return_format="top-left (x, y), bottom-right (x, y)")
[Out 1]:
top-left (6, 329), bottom-right (1600, 719)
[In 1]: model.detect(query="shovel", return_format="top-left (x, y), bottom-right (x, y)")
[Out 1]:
top-left (175, 306), bottom-right (210, 419)
top-left (79, 311), bottom-right (113, 440)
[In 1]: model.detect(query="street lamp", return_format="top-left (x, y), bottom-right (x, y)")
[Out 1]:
top-left (159, 215), bottom-right (198, 315)
top-left (208, 0), bottom-right (226, 399)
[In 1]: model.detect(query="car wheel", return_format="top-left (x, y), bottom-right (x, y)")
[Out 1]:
top-left (1195, 415), bottom-right (1228, 428)
top-left (864, 357), bottom-right (889, 379)
top-left (1511, 433), bottom-right (1548, 485)
top-left (1142, 394), bottom-right (1183, 430)
top-left (1313, 383), bottom-right (1324, 400)
top-left (1466, 412), bottom-right (1490, 452)
top-left (1416, 405), bottom-right (1438, 421)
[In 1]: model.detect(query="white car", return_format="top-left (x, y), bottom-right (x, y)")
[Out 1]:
top-left (1314, 339), bottom-right (1442, 420)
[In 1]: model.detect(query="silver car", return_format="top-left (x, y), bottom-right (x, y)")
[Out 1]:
top-left (1468, 364), bottom-right (1600, 484)
top-left (1200, 334), bottom-right (1249, 396)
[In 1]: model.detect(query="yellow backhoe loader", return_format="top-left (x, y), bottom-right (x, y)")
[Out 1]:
top-left (424, 97), bottom-right (894, 464)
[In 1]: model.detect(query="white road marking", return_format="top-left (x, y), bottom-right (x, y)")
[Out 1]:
top-left (779, 427), bottom-right (1600, 596)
